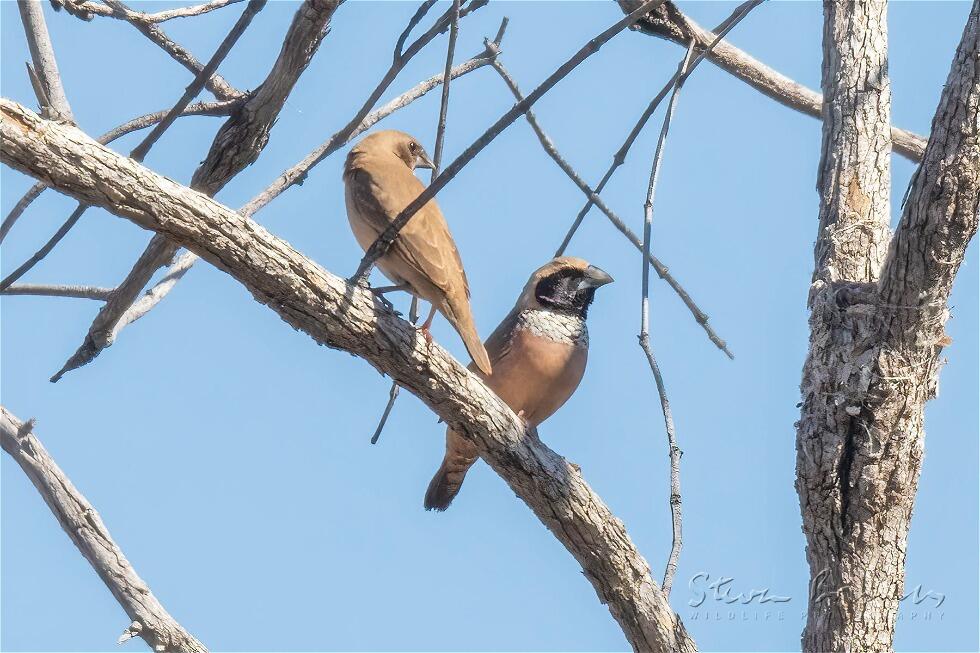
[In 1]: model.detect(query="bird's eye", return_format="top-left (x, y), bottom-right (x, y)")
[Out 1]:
top-left (409, 142), bottom-right (418, 153)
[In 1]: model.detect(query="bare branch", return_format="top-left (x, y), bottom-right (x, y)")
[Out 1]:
top-left (1, 283), bottom-right (113, 300)
top-left (133, 0), bottom-right (246, 23)
top-left (621, 0), bottom-right (928, 162)
top-left (0, 406), bottom-right (207, 653)
top-left (50, 0), bottom-right (246, 22)
top-left (353, 0), bottom-right (668, 282)
top-left (0, 100), bottom-right (697, 652)
top-left (490, 57), bottom-right (734, 358)
top-left (555, 0), bottom-right (762, 258)
top-left (0, 204), bottom-right (85, 292)
top-left (0, 100), bottom-right (238, 245)
top-left (431, 0), bottom-right (461, 174)
top-left (17, 0), bottom-right (74, 122)
top-left (639, 41), bottom-right (694, 598)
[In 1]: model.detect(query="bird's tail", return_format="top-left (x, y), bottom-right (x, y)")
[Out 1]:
top-left (440, 296), bottom-right (492, 376)
top-left (424, 431), bottom-right (477, 511)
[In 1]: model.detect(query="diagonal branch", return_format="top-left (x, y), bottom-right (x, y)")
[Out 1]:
top-left (50, 0), bottom-right (341, 382)
top-left (353, 0), bottom-right (668, 282)
top-left (55, 0), bottom-right (241, 101)
top-left (0, 99), bottom-right (239, 245)
top-left (0, 406), bottom-right (207, 653)
top-left (491, 56), bottom-right (734, 358)
top-left (50, 0), bottom-right (245, 22)
top-left (17, 0), bottom-right (73, 123)
top-left (619, 0), bottom-right (928, 162)
top-left (0, 99), bottom-right (697, 653)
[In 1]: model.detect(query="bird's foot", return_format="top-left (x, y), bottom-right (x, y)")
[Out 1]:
top-left (416, 324), bottom-right (434, 345)
top-left (370, 289), bottom-right (397, 313)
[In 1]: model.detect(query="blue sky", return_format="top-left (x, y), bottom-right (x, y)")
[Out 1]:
top-left (1, 1), bottom-right (976, 651)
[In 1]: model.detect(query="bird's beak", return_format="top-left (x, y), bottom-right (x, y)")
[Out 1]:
top-left (416, 151), bottom-right (435, 170)
top-left (582, 265), bottom-right (614, 288)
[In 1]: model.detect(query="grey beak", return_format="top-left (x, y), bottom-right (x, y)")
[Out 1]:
top-left (583, 264), bottom-right (614, 288)
top-left (416, 151), bottom-right (435, 170)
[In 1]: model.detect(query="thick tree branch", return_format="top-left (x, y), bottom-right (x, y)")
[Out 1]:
top-left (0, 99), bottom-right (697, 653)
top-left (18, 0), bottom-right (74, 123)
top-left (0, 406), bottom-right (207, 653)
top-left (797, 2), bottom-right (978, 651)
top-left (620, 0), bottom-right (928, 162)
top-left (50, 0), bottom-right (341, 382)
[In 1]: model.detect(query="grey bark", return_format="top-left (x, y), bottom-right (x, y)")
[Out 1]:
top-left (796, 1), bottom-right (979, 651)
top-left (0, 406), bottom-right (207, 653)
top-left (0, 98), bottom-right (697, 653)
top-left (621, 0), bottom-right (928, 163)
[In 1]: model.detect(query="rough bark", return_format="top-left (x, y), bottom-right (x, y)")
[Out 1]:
top-left (0, 407), bottom-right (207, 653)
top-left (51, 0), bottom-right (342, 382)
top-left (620, 0), bottom-right (928, 163)
top-left (0, 98), bottom-right (697, 653)
top-left (796, 2), bottom-right (979, 651)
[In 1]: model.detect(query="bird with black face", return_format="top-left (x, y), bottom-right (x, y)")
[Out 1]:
top-left (343, 129), bottom-right (492, 375)
top-left (424, 257), bottom-right (614, 511)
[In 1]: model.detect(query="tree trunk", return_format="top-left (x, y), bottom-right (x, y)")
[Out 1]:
top-left (797, 1), bottom-right (979, 650)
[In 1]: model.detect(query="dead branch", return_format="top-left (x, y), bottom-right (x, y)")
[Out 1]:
top-left (0, 406), bottom-right (207, 653)
top-left (1, 283), bottom-right (113, 300)
top-left (17, 0), bottom-right (73, 123)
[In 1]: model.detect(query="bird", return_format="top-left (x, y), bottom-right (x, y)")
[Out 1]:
top-left (343, 129), bottom-right (492, 375)
top-left (424, 257), bottom-right (614, 511)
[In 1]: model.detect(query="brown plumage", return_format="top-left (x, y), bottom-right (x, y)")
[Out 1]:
top-left (424, 257), bottom-right (614, 511)
top-left (343, 130), bottom-right (491, 375)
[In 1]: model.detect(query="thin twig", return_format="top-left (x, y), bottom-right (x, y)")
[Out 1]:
top-left (352, 0), bottom-right (667, 283)
top-left (639, 41), bottom-right (695, 598)
top-left (1, 2), bottom-right (263, 296)
top-left (134, 0), bottom-right (246, 23)
top-left (17, 0), bottom-right (74, 122)
top-left (242, 0), bottom-right (490, 212)
top-left (394, 0), bottom-right (437, 58)
top-left (130, 0), bottom-right (266, 162)
top-left (0, 407), bottom-right (208, 653)
top-left (1, 283), bottom-right (114, 300)
top-left (556, 0), bottom-right (763, 257)
top-left (0, 205), bottom-right (85, 292)
top-left (372, 1), bottom-right (462, 444)
top-left (0, 100), bottom-right (238, 245)
top-left (431, 0), bottom-right (461, 173)
top-left (490, 57), bottom-right (732, 358)
top-left (242, 32), bottom-right (503, 217)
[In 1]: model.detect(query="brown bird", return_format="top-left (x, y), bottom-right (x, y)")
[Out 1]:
top-left (343, 130), bottom-right (492, 375)
top-left (424, 257), bottom-right (614, 511)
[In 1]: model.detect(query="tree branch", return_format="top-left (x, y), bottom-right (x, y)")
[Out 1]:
top-left (17, 0), bottom-right (74, 123)
top-left (1, 283), bottom-right (113, 300)
top-left (50, 0), bottom-right (246, 22)
top-left (620, 0), bottom-right (928, 162)
top-left (0, 99), bottom-right (697, 653)
top-left (0, 406), bottom-right (207, 653)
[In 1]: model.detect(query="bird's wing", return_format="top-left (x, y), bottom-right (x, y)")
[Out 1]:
top-left (346, 163), bottom-right (470, 299)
